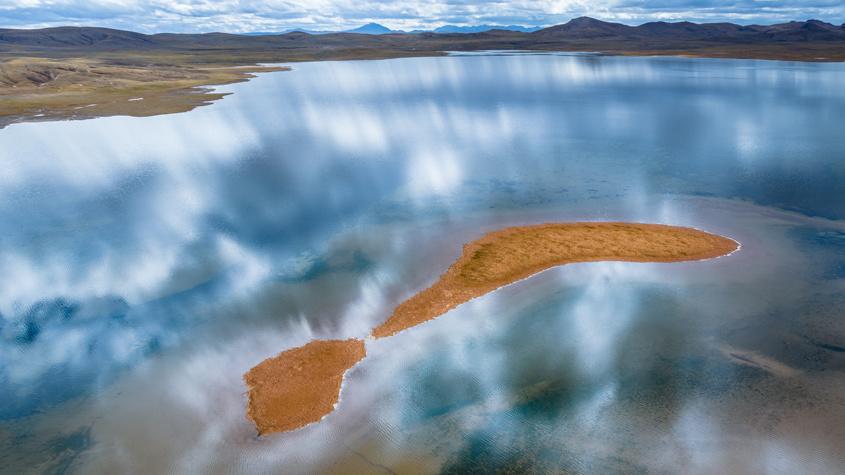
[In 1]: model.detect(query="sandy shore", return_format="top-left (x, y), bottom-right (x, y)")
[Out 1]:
top-left (245, 222), bottom-right (738, 434)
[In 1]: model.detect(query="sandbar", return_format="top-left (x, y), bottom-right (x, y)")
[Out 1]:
top-left (245, 222), bottom-right (738, 434)
top-left (244, 338), bottom-right (366, 435)
top-left (371, 222), bottom-right (738, 337)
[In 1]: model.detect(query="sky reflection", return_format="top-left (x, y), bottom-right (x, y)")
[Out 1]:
top-left (1, 53), bottom-right (844, 474)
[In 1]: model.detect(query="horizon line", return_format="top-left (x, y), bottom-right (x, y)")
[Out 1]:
top-left (2, 16), bottom-right (843, 36)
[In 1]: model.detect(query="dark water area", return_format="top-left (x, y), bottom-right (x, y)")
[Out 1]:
top-left (0, 53), bottom-right (843, 474)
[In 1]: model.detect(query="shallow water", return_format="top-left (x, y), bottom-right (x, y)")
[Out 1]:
top-left (1, 53), bottom-right (844, 474)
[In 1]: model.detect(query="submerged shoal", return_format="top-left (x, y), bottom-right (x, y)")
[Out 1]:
top-left (245, 222), bottom-right (738, 434)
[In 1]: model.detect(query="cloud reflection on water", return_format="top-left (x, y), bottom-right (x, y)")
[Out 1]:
top-left (1, 53), bottom-right (844, 473)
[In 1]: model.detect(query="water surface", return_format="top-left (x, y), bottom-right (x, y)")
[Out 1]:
top-left (1, 53), bottom-right (844, 474)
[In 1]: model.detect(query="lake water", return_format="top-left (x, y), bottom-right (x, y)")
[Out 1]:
top-left (1, 53), bottom-right (844, 474)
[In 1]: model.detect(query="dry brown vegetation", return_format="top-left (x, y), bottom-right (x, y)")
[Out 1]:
top-left (0, 56), bottom-right (286, 127)
top-left (371, 222), bottom-right (738, 337)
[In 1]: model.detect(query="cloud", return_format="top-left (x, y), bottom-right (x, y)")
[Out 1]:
top-left (0, 0), bottom-right (842, 32)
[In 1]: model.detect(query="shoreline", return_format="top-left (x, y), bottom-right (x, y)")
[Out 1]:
top-left (244, 222), bottom-right (739, 435)
top-left (3, 45), bottom-right (843, 129)
top-left (0, 59), bottom-right (289, 129)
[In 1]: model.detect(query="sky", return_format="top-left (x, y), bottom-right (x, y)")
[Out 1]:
top-left (0, 1), bottom-right (843, 33)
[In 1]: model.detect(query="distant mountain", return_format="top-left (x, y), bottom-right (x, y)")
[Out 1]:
top-left (531, 16), bottom-right (845, 42)
top-left (0, 26), bottom-right (156, 48)
top-left (246, 28), bottom-right (334, 35)
top-left (533, 17), bottom-right (633, 38)
top-left (752, 19), bottom-right (845, 41)
top-left (242, 23), bottom-right (395, 35)
top-left (187, 17), bottom-right (845, 40)
top-left (635, 21), bottom-right (748, 40)
top-left (345, 23), bottom-right (393, 35)
top-left (1, 17), bottom-right (842, 53)
top-left (433, 24), bottom-right (542, 34)
top-left (243, 24), bottom-right (540, 36)
top-left (342, 23), bottom-right (529, 35)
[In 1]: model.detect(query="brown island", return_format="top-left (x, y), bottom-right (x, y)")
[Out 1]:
top-left (244, 222), bottom-right (738, 435)
top-left (244, 339), bottom-right (366, 434)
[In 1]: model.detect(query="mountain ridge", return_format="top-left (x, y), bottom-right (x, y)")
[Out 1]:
top-left (530, 16), bottom-right (845, 41)
top-left (345, 23), bottom-right (393, 35)
top-left (4, 17), bottom-right (843, 49)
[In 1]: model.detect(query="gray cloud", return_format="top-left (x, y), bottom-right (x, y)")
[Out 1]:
top-left (0, 1), bottom-right (842, 33)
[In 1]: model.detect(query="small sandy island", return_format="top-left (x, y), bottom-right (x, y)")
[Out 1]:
top-left (244, 338), bottom-right (366, 435)
top-left (245, 222), bottom-right (738, 434)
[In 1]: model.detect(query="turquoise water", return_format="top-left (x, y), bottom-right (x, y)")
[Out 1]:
top-left (1, 53), bottom-right (844, 474)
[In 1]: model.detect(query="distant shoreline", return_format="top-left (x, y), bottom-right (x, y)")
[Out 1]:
top-left (0, 60), bottom-right (291, 129)
top-left (1, 49), bottom-right (839, 130)
top-left (244, 222), bottom-right (739, 435)
top-left (2, 17), bottom-right (844, 128)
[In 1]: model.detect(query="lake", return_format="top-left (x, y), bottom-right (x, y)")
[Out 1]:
top-left (1, 52), bottom-right (844, 474)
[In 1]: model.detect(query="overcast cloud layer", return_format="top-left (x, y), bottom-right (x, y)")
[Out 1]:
top-left (0, 1), bottom-right (843, 35)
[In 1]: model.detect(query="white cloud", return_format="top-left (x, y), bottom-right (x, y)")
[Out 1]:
top-left (0, 0), bottom-right (842, 32)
